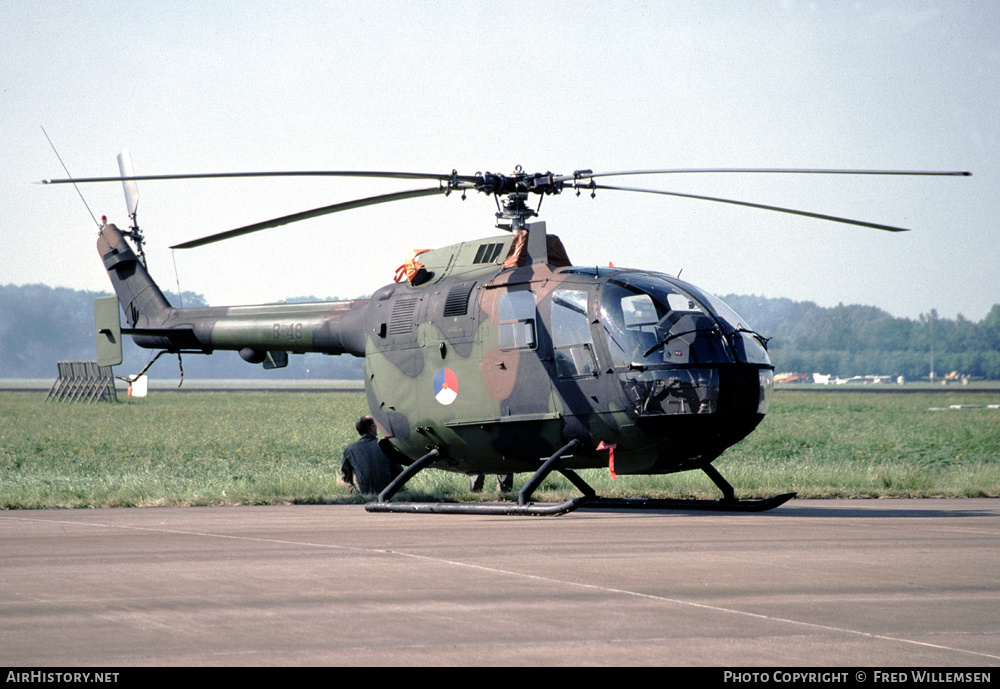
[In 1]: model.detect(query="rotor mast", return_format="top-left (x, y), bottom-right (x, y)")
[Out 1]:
top-left (496, 192), bottom-right (536, 232)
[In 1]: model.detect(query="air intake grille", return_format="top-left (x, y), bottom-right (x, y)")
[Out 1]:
top-left (443, 283), bottom-right (475, 317)
top-left (389, 298), bottom-right (419, 336)
top-left (473, 242), bottom-right (504, 264)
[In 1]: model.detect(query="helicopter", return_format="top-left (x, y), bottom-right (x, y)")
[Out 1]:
top-left (44, 160), bottom-right (970, 515)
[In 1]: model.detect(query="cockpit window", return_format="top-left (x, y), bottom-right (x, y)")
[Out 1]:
top-left (601, 276), bottom-right (730, 368)
top-left (621, 294), bottom-right (656, 329)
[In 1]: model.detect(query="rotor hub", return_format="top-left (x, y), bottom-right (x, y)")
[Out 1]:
top-left (475, 167), bottom-right (566, 231)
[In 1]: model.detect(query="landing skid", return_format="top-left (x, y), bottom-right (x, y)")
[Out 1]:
top-left (583, 462), bottom-right (796, 512)
top-left (582, 493), bottom-right (796, 513)
top-left (364, 442), bottom-right (794, 516)
top-left (365, 496), bottom-right (591, 516)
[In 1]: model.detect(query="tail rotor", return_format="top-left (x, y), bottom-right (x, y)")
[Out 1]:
top-left (117, 148), bottom-right (147, 267)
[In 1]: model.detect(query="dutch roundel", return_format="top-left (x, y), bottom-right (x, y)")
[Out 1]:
top-left (434, 368), bottom-right (458, 405)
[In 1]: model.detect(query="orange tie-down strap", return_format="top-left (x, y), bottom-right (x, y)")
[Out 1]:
top-left (394, 249), bottom-right (432, 283)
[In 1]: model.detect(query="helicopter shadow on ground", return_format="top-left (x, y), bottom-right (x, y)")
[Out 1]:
top-left (771, 503), bottom-right (999, 520)
top-left (578, 501), bottom-right (999, 520)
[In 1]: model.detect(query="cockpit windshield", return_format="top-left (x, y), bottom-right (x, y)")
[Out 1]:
top-left (601, 274), bottom-right (731, 369)
top-left (599, 273), bottom-right (770, 416)
top-left (694, 289), bottom-right (770, 364)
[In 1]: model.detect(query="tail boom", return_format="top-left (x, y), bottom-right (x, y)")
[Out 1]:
top-left (97, 223), bottom-right (369, 359)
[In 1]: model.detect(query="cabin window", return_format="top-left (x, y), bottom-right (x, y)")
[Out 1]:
top-left (498, 290), bottom-right (537, 350)
top-left (551, 289), bottom-right (596, 378)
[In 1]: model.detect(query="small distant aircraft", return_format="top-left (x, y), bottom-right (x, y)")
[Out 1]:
top-left (774, 372), bottom-right (808, 384)
top-left (813, 373), bottom-right (895, 385)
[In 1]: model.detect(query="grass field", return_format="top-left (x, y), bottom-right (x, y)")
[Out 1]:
top-left (1, 389), bottom-right (998, 509)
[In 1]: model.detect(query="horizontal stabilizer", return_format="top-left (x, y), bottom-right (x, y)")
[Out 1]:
top-left (122, 327), bottom-right (195, 337)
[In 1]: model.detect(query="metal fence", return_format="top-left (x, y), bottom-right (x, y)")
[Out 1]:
top-left (46, 361), bottom-right (118, 403)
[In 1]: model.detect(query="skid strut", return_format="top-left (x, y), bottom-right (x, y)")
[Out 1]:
top-left (365, 440), bottom-right (590, 516)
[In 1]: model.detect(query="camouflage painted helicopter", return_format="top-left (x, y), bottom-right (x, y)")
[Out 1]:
top-left (45, 161), bottom-right (969, 514)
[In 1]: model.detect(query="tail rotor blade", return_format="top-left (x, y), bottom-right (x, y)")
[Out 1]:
top-left (117, 149), bottom-right (140, 220)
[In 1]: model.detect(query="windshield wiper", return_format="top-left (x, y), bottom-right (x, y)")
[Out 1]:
top-left (730, 327), bottom-right (771, 350)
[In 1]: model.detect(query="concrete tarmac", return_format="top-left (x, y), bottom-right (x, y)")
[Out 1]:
top-left (1, 499), bottom-right (998, 667)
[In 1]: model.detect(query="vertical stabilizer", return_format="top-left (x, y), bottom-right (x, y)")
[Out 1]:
top-left (94, 296), bottom-right (123, 367)
top-left (97, 224), bottom-right (171, 327)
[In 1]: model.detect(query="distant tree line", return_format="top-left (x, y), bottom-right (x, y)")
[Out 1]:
top-left (723, 295), bottom-right (1000, 380)
top-left (3, 284), bottom-right (999, 381)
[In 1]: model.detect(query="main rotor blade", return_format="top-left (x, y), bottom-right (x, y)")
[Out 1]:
top-left (40, 170), bottom-right (479, 185)
top-left (591, 184), bottom-right (913, 232)
top-left (571, 168), bottom-right (971, 182)
top-left (170, 186), bottom-right (448, 249)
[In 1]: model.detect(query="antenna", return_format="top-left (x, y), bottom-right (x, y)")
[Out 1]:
top-left (40, 126), bottom-right (100, 228)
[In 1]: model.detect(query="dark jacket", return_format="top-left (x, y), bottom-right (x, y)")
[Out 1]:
top-left (340, 434), bottom-right (400, 494)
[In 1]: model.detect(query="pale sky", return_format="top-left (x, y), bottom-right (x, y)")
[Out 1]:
top-left (3, 1), bottom-right (997, 321)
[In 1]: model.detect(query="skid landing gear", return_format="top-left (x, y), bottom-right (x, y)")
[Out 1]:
top-left (364, 443), bottom-right (794, 516)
